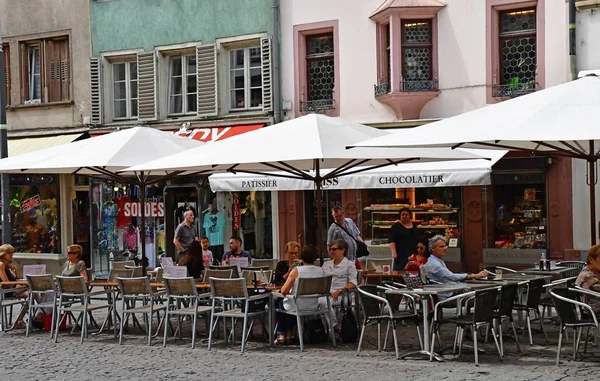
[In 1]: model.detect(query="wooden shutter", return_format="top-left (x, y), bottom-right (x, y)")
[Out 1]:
top-left (260, 36), bottom-right (273, 113)
top-left (20, 43), bottom-right (29, 103)
top-left (2, 44), bottom-right (9, 106)
top-left (45, 38), bottom-right (70, 102)
top-left (137, 51), bottom-right (157, 121)
top-left (90, 57), bottom-right (102, 125)
top-left (196, 44), bottom-right (218, 117)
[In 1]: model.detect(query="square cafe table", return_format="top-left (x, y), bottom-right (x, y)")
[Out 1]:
top-left (519, 266), bottom-right (574, 280)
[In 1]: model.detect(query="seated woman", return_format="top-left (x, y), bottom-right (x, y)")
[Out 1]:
top-left (575, 243), bottom-right (600, 316)
top-left (404, 237), bottom-right (430, 272)
top-left (276, 244), bottom-right (324, 344)
top-left (0, 244), bottom-right (28, 328)
top-left (273, 241), bottom-right (301, 285)
top-left (319, 239), bottom-right (358, 338)
top-left (62, 244), bottom-right (88, 281)
top-left (178, 240), bottom-right (205, 280)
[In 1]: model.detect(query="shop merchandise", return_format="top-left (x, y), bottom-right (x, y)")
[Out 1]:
top-left (102, 200), bottom-right (119, 250)
top-left (241, 207), bottom-right (256, 251)
top-left (203, 209), bottom-right (225, 246)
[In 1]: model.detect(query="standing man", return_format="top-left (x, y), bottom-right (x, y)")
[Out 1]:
top-left (173, 210), bottom-right (198, 260)
top-left (327, 206), bottom-right (364, 261)
top-left (222, 235), bottom-right (252, 264)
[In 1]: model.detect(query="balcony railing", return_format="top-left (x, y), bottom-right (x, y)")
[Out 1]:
top-left (374, 82), bottom-right (390, 97)
top-left (299, 99), bottom-right (334, 113)
top-left (401, 80), bottom-right (439, 92)
top-left (492, 81), bottom-right (536, 98)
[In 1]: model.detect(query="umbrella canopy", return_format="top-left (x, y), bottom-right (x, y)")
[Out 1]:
top-left (124, 114), bottom-right (488, 257)
top-left (351, 74), bottom-right (600, 244)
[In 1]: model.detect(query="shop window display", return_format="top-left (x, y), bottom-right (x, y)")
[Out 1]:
top-left (0, 174), bottom-right (60, 253)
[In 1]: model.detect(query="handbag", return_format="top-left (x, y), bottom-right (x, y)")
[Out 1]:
top-left (340, 307), bottom-right (359, 343)
top-left (334, 222), bottom-right (370, 257)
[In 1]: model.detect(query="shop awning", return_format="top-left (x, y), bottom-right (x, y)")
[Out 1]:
top-left (8, 133), bottom-right (84, 157)
top-left (208, 149), bottom-right (507, 191)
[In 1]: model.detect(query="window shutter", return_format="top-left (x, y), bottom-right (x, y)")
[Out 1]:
top-left (137, 51), bottom-right (158, 121)
top-left (20, 43), bottom-right (29, 103)
top-left (196, 44), bottom-right (218, 117)
top-left (260, 36), bottom-right (273, 113)
top-left (2, 44), bottom-right (9, 106)
top-left (90, 57), bottom-right (102, 125)
top-left (59, 39), bottom-right (70, 101)
top-left (46, 39), bottom-right (70, 102)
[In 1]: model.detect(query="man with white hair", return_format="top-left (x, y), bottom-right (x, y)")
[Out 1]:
top-left (424, 235), bottom-right (487, 300)
top-left (173, 210), bottom-right (198, 260)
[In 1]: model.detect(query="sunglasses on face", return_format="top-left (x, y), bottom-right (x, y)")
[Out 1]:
top-left (328, 247), bottom-right (341, 251)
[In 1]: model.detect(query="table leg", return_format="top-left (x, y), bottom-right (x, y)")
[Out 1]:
top-left (269, 294), bottom-right (273, 348)
top-left (400, 296), bottom-right (445, 362)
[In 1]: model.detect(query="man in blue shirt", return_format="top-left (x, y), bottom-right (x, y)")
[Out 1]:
top-left (222, 235), bottom-right (252, 264)
top-left (424, 235), bottom-right (487, 300)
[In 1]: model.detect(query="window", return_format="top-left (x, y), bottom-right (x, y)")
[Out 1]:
top-left (20, 37), bottom-right (70, 104)
top-left (2, 43), bottom-right (9, 105)
top-left (168, 55), bottom-right (197, 115)
top-left (401, 20), bottom-right (434, 91)
top-left (229, 47), bottom-right (262, 111)
top-left (305, 33), bottom-right (335, 108)
top-left (112, 62), bottom-right (138, 119)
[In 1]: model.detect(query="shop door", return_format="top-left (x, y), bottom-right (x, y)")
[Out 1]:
top-left (72, 188), bottom-right (90, 266)
top-left (303, 189), bottom-right (342, 254)
top-left (163, 184), bottom-right (204, 260)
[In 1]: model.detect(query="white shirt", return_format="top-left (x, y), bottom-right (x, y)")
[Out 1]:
top-left (323, 257), bottom-right (358, 292)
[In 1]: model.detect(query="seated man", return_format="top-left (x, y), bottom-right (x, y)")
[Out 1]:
top-left (222, 235), bottom-right (252, 264)
top-left (575, 244), bottom-right (600, 316)
top-left (424, 235), bottom-right (487, 300)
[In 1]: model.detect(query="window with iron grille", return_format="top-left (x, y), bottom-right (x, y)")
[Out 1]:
top-left (168, 54), bottom-right (197, 115)
top-left (306, 33), bottom-right (334, 103)
top-left (499, 8), bottom-right (536, 87)
top-left (112, 62), bottom-right (138, 120)
top-left (401, 20), bottom-right (432, 88)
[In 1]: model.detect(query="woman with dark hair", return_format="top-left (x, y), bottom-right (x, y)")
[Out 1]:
top-left (178, 240), bottom-right (205, 279)
top-left (404, 237), bottom-right (430, 272)
top-left (388, 207), bottom-right (422, 271)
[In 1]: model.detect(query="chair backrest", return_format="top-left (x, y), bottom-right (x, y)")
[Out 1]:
top-left (117, 277), bottom-right (152, 296)
top-left (163, 277), bottom-right (198, 296)
top-left (108, 268), bottom-right (135, 282)
top-left (556, 261), bottom-right (586, 269)
top-left (241, 270), bottom-right (273, 286)
top-left (419, 265), bottom-right (429, 285)
top-left (86, 268), bottom-right (93, 281)
top-left (124, 265), bottom-right (144, 277)
top-left (365, 258), bottom-right (394, 272)
top-left (472, 288), bottom-right (500, 323)
top-left (401, 273), bottom-right (423, 290)
top-left (526, 278), bottom-right (546, 308)
top-left (357, 284), bottom-right (386, 321)
top-left (294, 275), bottom-right (332, 297)
top-left (155, 267), bottom-right (164, 283)
top-left (111, 260), bottom-right (135, 270)
top-left (497, 283), bottom-right (519, 316)
top-left (56, 276), bottom-right (87, 295)
top-left (209, 277), bottom-right (247, 299)
top-left (251, 259), bottom-right (278, 271)
top-left (550, 288), bottom-right (580, 325)
top-left (209, 265), bottom-right (238, 278)
top-left (203, 269), bottom-right (233, 282)
top-left (26, 274), bottom-right (56, 292)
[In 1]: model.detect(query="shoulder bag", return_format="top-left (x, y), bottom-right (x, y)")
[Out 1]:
top-left (334, 222), bottom-right (370, 258)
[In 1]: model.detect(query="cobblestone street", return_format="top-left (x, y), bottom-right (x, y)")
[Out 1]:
top-left (1, 309), bottom-right (599, 381)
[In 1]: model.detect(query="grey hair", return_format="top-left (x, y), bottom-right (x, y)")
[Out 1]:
top-left (428, 235), bottom-right (446, 252)
top-left (184, 210), bottom-right (194, 217)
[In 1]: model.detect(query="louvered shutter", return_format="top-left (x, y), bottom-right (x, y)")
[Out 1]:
top-left (2, 44), bottom-right (9, 106)
top-left (46, 39), bottom-right (70, 102)
top-left (90, 57), bottom-right (102, 125)
top-left (137, 51), bottom-right (157, 121)
top-left (260, 36), bottom-right (273, 113)
top-left (196, 44), bottom-right (218, 117)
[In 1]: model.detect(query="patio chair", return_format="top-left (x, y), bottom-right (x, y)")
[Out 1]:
top-left (208, 277), bottom-right (272, 353)
top-left (111, 260), bottom-right (135, 270)
top-left (430, 288), bottom-right (502, 365)
top-left (162, 277), bottom-right (212, 349)
top-left (556, 261), bottom-right (586, 278)
top-left (209, 265), bottom-right (239, 278)
top-left (550, 288), bottom-right (599, 365)
top-left (203, 269), bottom-right (233, 282)
top-left (116, 276), bottom-right (167, 346)
top-left (491, 283), bottom-right (521, 356)
top-left (124, 265), bottom-right (144, 278)
top-left (241, 270), bottom-right (273, 286)
top-left (356, 284), bottom-right (421, 359)
top-left (25, 274), bottom-right (57, 338)
top-left (54, 276), bottom-right (112, 344)
top-left (0, 286), bottom-right (28, 332)
top-left (251, 259), bottom-right (278, 271)
top-left (512, 278), bottom-right (548, 345)
top-left (364, 258), bottom-right (394, 272)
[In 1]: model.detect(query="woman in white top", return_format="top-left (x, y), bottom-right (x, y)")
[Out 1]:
top-left (276, 244), bottom-right (324, 345)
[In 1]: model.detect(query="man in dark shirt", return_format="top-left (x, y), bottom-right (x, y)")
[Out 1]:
top-left (173, 210), bottom-right (198, 260)
top-left (222, 235), bottom-right (252, 264)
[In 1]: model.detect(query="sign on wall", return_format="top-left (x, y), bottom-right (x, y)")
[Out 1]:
top-left (123, 202), bottom-right (165, 217)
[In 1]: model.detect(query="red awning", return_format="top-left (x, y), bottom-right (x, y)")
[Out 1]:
top-left (174, 124), bottom-right (264, 142)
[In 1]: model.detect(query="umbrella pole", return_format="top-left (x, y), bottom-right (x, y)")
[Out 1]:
top-left (316, 160), bottom-right (324, 266)
top-left (590, 141), bottom-right (597, 246)
top-left (140, 172), bottom-right (148, 275)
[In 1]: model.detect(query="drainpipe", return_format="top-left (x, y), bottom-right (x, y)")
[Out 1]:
top-left (0, 18), bottom-right (11, 245)
top-left (569, 0), bottom-right (577, 80)
top-left (271, 0), bottom-right (282, 123)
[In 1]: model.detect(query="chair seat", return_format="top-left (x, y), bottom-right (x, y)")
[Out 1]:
top-left (512, 303), bottom-right (533, 311)
top-left (565, 319), bottom-right (598, 328)
top-left (168, 306), bottom-right (212, 315)
top-left (215, 308), bottom-right (266, 318)
top-left (539, 296), bottom-right (554, 307)
top-left (276, 307), bottom-right (329, 317)
top-left (62, 304), bottom-right (110, 313)
top-left (123, 305), bottom-right (167, 314)
top-left (366, 311), bottom-right (419, 322)
top-left (444, 314), bottom-right (478, 326)
top-left (1, 299), bottom-right (27, 307)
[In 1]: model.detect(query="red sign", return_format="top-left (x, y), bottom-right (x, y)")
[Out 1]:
top-left (123, 202), bottom-right (165, 217)
top-left (174, 124), bottom-right (263, 142)
top-left (233, 193), bottom-right (240, 231)
top-left (20, 195), bottom-right (41, 212)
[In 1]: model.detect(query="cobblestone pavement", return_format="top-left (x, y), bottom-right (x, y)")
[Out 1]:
top-left (1, 307), bottom-right (599, 381)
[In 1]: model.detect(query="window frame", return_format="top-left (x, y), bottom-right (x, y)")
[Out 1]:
top-left (401, 19), bottom-right (433, 84)
top-left (111, 61), bottom-right (139, 121)
top-left (498, 7), bottom-right (537, 86)
top-left (167, 54), bottom-right (197, 116)
top-left (227, 46), bottom-right (263, 112)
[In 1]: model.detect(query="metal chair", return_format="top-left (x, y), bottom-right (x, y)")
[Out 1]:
top-left (208, 277), bottom-right (272, 353)
top-left (491, 283), bottom-right (521, 356)
top-left (116, 276), bottom-right (167, 346)
top-left (356, 284), bottom-right (421, 359)
top-left (203, 269), bottom-right (233, 282)
top-left (364, 258), bottom-right (394, 272)
top-left (108, 268), bottom-right (135, 282)
top-left (209, 265), bottom-right (239, 278)
top-left (251, 259), bottom-right (278, 271)
top-left (241, 269), bottom-right (273, 286)
top-left (124, 265), bottom-right (144, 278)
top-left (274, 275), bottom-right (335, 352)
top-left (512, 278), bottom-right (548, 345)
top-left (0, 285), bottom-right (28, 332)
top-left (54, 276), bottom-right (112, 344)
top-left (25, 274), bottom-right (57, 338)
top-left (162, 276), bottom-right (212, 349)
top-left (556, 261), bottom-right (586, 278)
top-left (550, 288), bottom-right (599, 365)
top-left (110, 260), bottom-right (135, 270)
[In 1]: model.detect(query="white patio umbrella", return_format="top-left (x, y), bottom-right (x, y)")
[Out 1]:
top-left (351, 74), bottom-right (600, 244)
top-left (0, 127), bottom-right (204, 270)
top-left (124, 114), bottom-right (487, 257)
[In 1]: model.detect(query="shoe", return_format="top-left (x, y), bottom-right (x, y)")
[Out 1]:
top-left (274, 334), bottom-right (286, 345)
top-left (13, 320), bottom-right (26, 329)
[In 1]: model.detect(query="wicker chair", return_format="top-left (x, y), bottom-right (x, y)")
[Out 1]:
top-left (25, 274), bottom-right (57, 338)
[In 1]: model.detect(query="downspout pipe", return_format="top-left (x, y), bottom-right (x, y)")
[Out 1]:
top-left (569, 0), bottom-right (577, 80)
top-left (0, 18), bottom-right (11, 245)
top-left (272, 0), bottom-right (282, 124)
